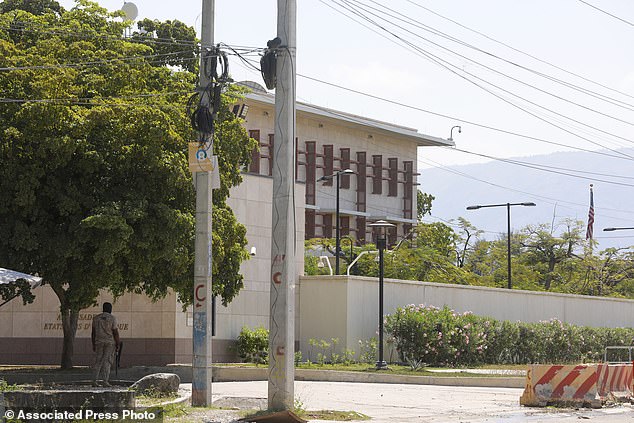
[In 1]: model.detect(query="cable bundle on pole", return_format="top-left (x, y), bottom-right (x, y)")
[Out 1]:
top-left (188, 45), bottom-right (231, 144)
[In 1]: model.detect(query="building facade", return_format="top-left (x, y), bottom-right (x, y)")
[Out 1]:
top-left (0, 83), bottom-right (451, 365)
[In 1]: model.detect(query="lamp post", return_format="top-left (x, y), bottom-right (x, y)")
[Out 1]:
top-left (340, 236), bottom-right (355, 265)
top-left (368, 219), bottom-right (395, 370)
top-left (318, 169), bottom-right (354, 275)
top-left (466, 202), bottom-right (536, 289)
top-left (603, 227), bottom-right (634, 232)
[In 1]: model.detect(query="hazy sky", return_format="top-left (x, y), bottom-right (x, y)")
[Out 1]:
top-left (55, 0), bottom-right (634, 168)
top-left (51, 1), bottom-right (634, 241)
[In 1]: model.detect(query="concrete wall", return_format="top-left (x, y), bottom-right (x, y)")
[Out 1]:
top-left (298, 275), bottom-right (634, 355)
top-left (0, 286), bottom-right (186, 366)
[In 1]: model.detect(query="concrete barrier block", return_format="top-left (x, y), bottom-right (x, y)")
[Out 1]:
top-left (520, 364), bottom-right (601, 408)
top-left (597, 363), bottom-right (633, 400)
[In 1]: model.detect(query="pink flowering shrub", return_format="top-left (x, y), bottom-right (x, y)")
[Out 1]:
top-left (385, 305), bottom-right (634, 366)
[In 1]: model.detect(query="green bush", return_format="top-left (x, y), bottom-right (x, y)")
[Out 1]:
top-left (386, 304), bottom-right (634, 366)
top-left (237, 326), bottom-right (269, 364)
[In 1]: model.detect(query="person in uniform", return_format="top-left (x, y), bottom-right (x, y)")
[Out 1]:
top-left (91, 302), bottom-right (120, 387)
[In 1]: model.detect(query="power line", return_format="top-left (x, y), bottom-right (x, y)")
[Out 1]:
top-left (0, 21), bottom-right (265, 51)
top-left (405, 0), bottom-right (634, 105)
top-left (301, 96), bottom-right (634, 216)
top-left (447, 147), bottom-right (634, 187)
top-left (329, 0), bottom-right (634, 157)
top-left (289, 91), bottom-right (634, 221)
top-left (235, 52), bottom-right (634, 162)
top-left (577, 0), bottom-right (634, 28)
top-left (0, 50), bottom-right (196, 71)
top-left (231, 52), bottom-right (634, 219)
top-left (347, 0), bottom-right (634, 122)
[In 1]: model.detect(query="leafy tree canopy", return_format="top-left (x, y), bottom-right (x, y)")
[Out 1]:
top-left (0, 0), bottom-right (255, 367)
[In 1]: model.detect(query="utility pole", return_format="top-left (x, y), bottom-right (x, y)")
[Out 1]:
top-left (268, 0), bottom-right (296, 411)
top-left (192, 0), bottom-right (214, 407)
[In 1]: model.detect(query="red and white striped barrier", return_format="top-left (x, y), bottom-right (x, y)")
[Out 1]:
top-left (597, 363), bottom-right (633, 400)
top-left (520, 364), bottom-right (601, 407)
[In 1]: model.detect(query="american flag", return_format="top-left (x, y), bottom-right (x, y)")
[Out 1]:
top-left (586, 184), bottom-right (594, 240)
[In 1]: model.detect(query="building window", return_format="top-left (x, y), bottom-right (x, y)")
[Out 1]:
top-left (266, 134), bottom-right (274, 176)
top-left (341, 216), bottom-right (350, 237)
top-left (388, 158), bottom-right (398, 197)
top-left (372, 155), bottom-right (382, 194)
top-left (388, 226), bottom-right (397, 247)
top-left (356, 152), bottom-right (366, 212)
top-left (403, 160), bottom-right (413, 219)
top-left (340, 148), bottom-right (351, 189)
top-left (306, 210), bottom-right (316, 239)
top-left (322, 214), bottom-right (333, 238)
top-left (249, 130), bottom-right (260, 174)
top-left (356, 216), bottom-right (366, 244)
top-left (323, 145), bottom-right (334, 186)
top-left (305, 141), bottom-right (316, 206)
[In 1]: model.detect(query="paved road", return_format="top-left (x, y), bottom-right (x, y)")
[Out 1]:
top-left (190, 381), bottom-right (634, 422)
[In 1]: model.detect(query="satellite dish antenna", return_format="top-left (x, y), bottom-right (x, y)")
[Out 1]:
top-left (121, 2), bottom-right (138, 21)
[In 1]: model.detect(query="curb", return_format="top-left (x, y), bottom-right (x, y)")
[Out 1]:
top-left (1, 366), bottom-right (525, 389)
top-left (212, 366), bottom-right (525, 388)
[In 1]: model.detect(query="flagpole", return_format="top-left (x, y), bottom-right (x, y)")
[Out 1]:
top-left (586, 184), bottom-right (594, 253)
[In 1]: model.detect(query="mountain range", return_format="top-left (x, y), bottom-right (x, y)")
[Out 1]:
top-left (418, 148), bottom-right (634, 250)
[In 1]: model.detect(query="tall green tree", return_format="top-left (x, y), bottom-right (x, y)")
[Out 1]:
top-left (518, 220), bottom-right (585, 290)
top-left (0, 0), bottom-right (254, 368)
top-left (416, 190), bottom-right (434, 220)
top-left (453, 217), bottom-right (482, 268)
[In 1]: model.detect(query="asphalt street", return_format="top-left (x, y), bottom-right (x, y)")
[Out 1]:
top-left (186, 381), bottom-right (634, 422)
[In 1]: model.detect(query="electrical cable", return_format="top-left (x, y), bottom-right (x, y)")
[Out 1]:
top-left (0, 50), bottom-right (196, 71)
top-left (344, 0), bottom-right (634, 122)
top-left (577, 0), bottom-right (634, 28)
top-left (405, 0), bottom-right (634, 105)
top-left (235, 52), bottom-right (633, 162)
top-left (288, 93), bottom-right (634, 219)
top-left (229, 48), bottom-right (634, 223)
top-left (325, 0), bottom-right (634, 158)
top-left (0, 22), bottom-right (264, 52)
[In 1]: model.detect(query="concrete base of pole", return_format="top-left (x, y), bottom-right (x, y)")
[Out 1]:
top-left (375, 361), bottom-right (388, 370)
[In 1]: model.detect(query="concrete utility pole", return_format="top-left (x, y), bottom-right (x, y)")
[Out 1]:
top-left (192, 0), bottom-right (214, 407)
top-left (268, 0), bottom-right (296, 411)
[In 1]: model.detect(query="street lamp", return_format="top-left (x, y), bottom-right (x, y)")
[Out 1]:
top-left (318, 169), bottom-right (354, 275)
top-left (368, 219), bottom-right (395, 370)
top-left (603, 227), bottom-right (634, 232)
top-left (466, 202), bottom-right (536, 289)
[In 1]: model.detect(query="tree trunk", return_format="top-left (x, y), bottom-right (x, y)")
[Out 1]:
top-left (60, 308), bottom-right (79, 369)
top-left (543, 258), bottom-right (555, 290)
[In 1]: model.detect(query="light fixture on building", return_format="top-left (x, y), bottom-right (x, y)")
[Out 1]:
top-left (232, 104), bottom-right (249, 119)
top-left (448, 125), bottom-right (461, 142)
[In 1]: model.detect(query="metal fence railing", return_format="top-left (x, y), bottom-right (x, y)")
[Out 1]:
top-left (604, 346), bottom-right (634, 364)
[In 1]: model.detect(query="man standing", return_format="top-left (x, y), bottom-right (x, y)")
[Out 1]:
top-left (91, 302), bottom-right (120, 387)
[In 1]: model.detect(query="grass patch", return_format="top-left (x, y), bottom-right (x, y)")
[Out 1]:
top-left (293, 362), bottom-right (520, 377)
top-left (135, 393), bottom-right (179, 408)
top-left (215, 362), bottom-right (525, 377)
top-left (302, 410), bottom-right (370, 421)
top-left (241, 409), bottom-right (370, 422)
top-left (0, 378), bottom-right (22, 391)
